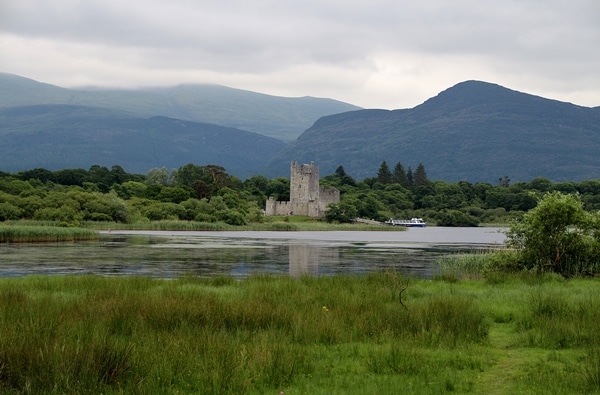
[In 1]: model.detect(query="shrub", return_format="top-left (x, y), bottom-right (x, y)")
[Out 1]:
top-left (506, 192), bottom-right (600, 275)
top-left (434, 209), bottom-right (479, 227)
top-left (0, 202), bottom-right (22, 221)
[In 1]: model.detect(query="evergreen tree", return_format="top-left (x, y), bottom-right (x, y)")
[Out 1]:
top-left (406, 166), bottom-right (414, 187)
top-left (335, 165), bottom-right (347, 178)
top-left (414, 163), bottom-right (428, 186)
top-left (498, 176), bottom-right (511, 188)
top-left (393, 162), bottom-right (408, 187)
top-left (376, 161), bottom-right (393, 185)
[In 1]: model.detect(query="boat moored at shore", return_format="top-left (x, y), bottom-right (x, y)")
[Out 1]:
top-left (385, 218), bottom-right (426, 227)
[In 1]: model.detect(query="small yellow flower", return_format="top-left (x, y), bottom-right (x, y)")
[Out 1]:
top-left (322, 306), bottom-right (329, 312)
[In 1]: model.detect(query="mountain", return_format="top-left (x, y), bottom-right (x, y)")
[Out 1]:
top-left (0, 73), bottom-right (361, 142)
top-left (266, 81), bottom-right (600, 182)
top-left (0, 105), bottom-right (286, 178)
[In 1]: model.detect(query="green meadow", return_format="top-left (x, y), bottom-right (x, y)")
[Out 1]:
top-left (1, 272), bottom-right (599, 394)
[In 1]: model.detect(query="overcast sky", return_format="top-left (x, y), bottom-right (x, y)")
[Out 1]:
top-left (1, 0), bottom-right (599, 109)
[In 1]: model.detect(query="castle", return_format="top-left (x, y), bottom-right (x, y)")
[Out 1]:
top-left (265, 161), bottom-right (340, 217)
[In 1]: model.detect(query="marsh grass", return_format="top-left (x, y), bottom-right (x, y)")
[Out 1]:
top-left (585, 347), bottom-right (600, 390)
top-left (436, 252), bottom-right (489, 281)
top-left (82, 219), bottom-right (396, 231)
top-left (2, 219), bottom-right (394, 237)
top-left (0, 225), bottom-right (98, 242)
top-left (0, 274), bottom-right (599, 394)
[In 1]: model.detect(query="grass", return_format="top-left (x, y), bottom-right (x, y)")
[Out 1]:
top-left (0, 217), bottom-right (396, 244)
top-left (0, 225), bottom-right (98, 242)
top-left (3, 218), bottom-right (402, 232)
top-left (0, 273), bottom-right (599, 394)
top-left (83, 218), bottom-right (402, 231)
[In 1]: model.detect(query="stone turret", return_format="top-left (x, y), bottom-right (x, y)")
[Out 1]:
top-left (290, 161), bottom-right (319, 204)
top-left (265, 161), bottom-right (339, 217)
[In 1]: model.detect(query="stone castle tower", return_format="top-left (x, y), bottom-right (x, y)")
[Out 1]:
top-left (265, 161), bottom-right (340, 217)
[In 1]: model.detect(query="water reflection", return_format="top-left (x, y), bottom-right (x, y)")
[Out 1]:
top-left (289, 243), bottom-right (325, 276)
top-left (0, 229), bottom-right (506, 279)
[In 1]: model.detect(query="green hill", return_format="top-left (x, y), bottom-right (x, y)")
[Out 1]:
top-left (266, 81), bottom-right (600, 182)
top-left (0, 105), bottom-right (286, 178)
top-left (0, 73), bottom-right (361, 142)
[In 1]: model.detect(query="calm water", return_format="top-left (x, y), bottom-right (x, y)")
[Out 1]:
top-left (0, 228), bottom-right (506, 279)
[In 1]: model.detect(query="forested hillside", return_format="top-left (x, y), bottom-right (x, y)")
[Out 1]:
top-left (266, 81), bottom-right (600, 182)
top-left (0, 105), bottom-right (286, 178)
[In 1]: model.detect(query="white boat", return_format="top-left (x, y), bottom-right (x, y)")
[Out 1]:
top-left (385, 218), bottom-right (426, 227)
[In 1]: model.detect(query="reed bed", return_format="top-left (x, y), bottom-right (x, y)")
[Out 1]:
top-left (0, 225), bottom-right (98, 243)
top-left (0, 273), bottom-right (599, 394)
top-left (83, 219), bottom-right (398, 232)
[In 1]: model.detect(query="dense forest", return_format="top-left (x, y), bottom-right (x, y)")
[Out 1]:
top-left (1, 162), bottom-right (600, 227)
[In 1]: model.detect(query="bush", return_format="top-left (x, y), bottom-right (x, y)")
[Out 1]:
top-left (434, 209), bottom-right (479, 227)
top-left (506, 192), bottom-right (600, 276)
top-left (324, 202), bottom-right (357, 223)
top-left (34, 206), bottom-right (83, 225)
top-left (141, 202), bottom-right (186, 221)
top-left (0, 202), bottom-right (22, 221)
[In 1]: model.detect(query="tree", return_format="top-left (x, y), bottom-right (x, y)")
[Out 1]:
top-left (0, 202), bottom-right (22, 221)
top-left (393, 162), bottom-right (408, 187)
top-left (174, 163), bottom-right (205, 188)
top-left (146, 167), bottom-right (171, 186)
top-left (498, 176), bottom-right (511, 188)
top-left (434, 209), bottom-right (479, 227)
top-left (110, 165), bottom-right (130, 184)
top-left (192, 180), bottom-right (212, 200)
top-left (17, 168), bottom-right (54, 183)
top-left (406, 166), bottom-right (414, 187)
top-left (266, 178), bottom-right (290, 201)
top-left (87, 165), bottom-right (112, 192)
top-left (376, 161), bottom-right (393, 185)
top-left (324, 201), bottom-right (358, 223)
top-left (506, 192), bottom-right (600, 275)
top-left (156, 187), bottom-right (192, 203)
top-left (414, 163), bottom-right (428, 187)
top-left (53, 169), bottom-right (87, 186)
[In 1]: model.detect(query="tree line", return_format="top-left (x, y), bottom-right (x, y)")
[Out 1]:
top-left (1, 162), bottom-right (600, 226)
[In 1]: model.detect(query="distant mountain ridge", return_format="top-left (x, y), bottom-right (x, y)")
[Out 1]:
top-left (0, 72), bottom-right (361, 142)
top-left (3, 73), bottom-right (600, 183)
top-left (0, 104), bottom-right (286, 178)
top-left (266, 81), bottom-right (600, 182)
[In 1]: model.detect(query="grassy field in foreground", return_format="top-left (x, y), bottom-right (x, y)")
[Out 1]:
top-left (0, 273), bottom-right (599, 394)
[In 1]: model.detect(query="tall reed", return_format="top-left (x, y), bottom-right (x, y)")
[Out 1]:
top-left (0, 225), bottom-right (98, 242)
top-left (83, 220), bottom-right (396, 231)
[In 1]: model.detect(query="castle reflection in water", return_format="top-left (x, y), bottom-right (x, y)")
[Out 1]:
top-left (288, 243), bottom-right (339, 277)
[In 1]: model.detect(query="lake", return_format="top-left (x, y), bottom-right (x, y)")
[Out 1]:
top-left (0, 227), bottom-right (507, 279)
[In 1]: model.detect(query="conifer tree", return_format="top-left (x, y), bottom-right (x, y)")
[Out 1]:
top-left (335, 165), bottom-right (347, 178)
top-left (406, 166), bottom-right (414, 187)
top-left (376, 161), bottom-right (393, 185)
top-left (414, 163), bottom-right (428, 186)
top-left (393, 162), bottom-right (408, 187)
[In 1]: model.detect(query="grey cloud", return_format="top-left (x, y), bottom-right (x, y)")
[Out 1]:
top-left (1, 0), bottom-right (599, 107)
